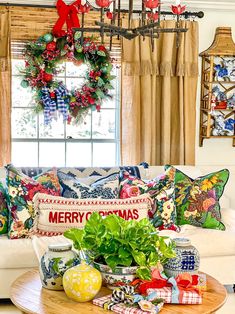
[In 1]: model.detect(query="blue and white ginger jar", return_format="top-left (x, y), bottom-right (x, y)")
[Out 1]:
top-left (164, 237), bottom-right (200, 278)
top-left (39, 243), bottom-right (80, 290)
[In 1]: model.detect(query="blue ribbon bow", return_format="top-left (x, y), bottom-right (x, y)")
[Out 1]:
top-left (41, 86), bottom-right (57, 125)
top-left (41, 85), bottom-right (69, 125)
top-left (55, 84), bottom-right (69, 122)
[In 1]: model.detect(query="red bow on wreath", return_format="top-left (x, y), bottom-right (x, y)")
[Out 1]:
top-left (53, 0), bottom-right (81, 37)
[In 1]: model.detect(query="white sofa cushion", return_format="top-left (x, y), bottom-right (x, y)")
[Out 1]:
top-left (145, 166), bottom-right (203, 180)
top-left (0, 235), bottom-right (38, 269)
top-left (159, 207), bottom-right (235, 258)
top-left (220, 194), bottom-right (231, 209)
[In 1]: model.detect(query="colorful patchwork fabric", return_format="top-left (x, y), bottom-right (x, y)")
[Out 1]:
top-left (0, 182), bottom-right (9, 235)
top-left (57, 170), bottom-right (120, 199)
top-left (165, 165), bottom-right (229, 230)
top-left (119, 167), bottom-right (178, 231)
top-left (6, 164), bottom-right (61, 239)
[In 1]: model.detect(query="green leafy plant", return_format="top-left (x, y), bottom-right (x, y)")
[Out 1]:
top-left (64, 212), bottom-right (176, 280)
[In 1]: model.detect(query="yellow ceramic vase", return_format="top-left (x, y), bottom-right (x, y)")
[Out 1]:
top-left (63, 262), bottom-right (102, 302)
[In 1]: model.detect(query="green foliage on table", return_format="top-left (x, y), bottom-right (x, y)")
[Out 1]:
top-left (64, 212), bottom-right (176, 280)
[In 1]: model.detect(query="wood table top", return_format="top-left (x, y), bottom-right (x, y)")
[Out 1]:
top-left (10, 269), bottom-right (227, 314)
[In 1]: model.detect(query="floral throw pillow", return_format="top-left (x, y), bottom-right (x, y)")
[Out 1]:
top-left (165, 165), bottom-right (229, 230)
top-left (57, 170), bottom-right (120, 199)
top-left (119, 167), bottom-right (179, 231)
top-left (0, 182), bottom-right (9, 235)
top-left (6, 164), bottom-right (61, 239)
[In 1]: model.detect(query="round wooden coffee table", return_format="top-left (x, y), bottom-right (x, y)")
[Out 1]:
top-left (10, 269), bottom-right (227, 314)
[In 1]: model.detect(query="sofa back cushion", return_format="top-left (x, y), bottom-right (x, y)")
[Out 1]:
top-left (32, 193), bottom-right (152, 236)
top-left (57, 170), bottom-right (120, 199)
top-left (119, 167), bottom-right (179, 232)
top-left (6, 164), bottom-right (61, 239)
top-left (17, 166), bottom-right (145, 179)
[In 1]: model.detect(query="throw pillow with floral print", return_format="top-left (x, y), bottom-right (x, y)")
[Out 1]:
top-left (119, 167), bottom-right (179, 231)
top-left (165, 165), bottom-right (229, 230)
top-left (6, 164), bottom-right (61, 239)
top-left (0, 182), bottom-right (9, 235)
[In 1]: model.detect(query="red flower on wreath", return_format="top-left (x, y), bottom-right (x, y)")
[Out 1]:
top-left (87, 96), bottom-right (96, 105)
top-left (46, 42), bottom-right (57, 51)
top-left (98, 45), bottom-right (106, 51)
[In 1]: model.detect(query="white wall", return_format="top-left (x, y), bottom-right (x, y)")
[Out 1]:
top-left (195, 11), bottom-right (235, 166)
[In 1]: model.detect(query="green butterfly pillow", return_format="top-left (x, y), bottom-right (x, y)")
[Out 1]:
top-left (165, 165), bottom-right (229, 230)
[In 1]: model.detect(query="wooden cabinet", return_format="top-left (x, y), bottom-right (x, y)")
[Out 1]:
top-left (199, 27), bottom-right (235, 147)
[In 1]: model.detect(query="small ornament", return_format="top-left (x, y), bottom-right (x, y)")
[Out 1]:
top-left (46, 41), bottom-right (57, 51)
top-left (43, 33), bottom-right (54, 43)
top-left (63, 261), bottom-right (102, 302)
top-left (20, 80), bottom-right (29, 88)
top-left (43, 72), bottom-right (53, 82)
top-left (50, 91), bottom-right (56, 98)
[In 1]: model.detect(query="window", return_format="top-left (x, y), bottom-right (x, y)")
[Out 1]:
top-left (11, 47), bottom-right (120, 167)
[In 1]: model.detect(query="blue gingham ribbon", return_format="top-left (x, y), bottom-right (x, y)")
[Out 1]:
top-left (55, 84), bottom-right (69, 122)
top-left (41, 86), bottom-right (57, 125)
top-left (41, 85), bottom-right (69, 125)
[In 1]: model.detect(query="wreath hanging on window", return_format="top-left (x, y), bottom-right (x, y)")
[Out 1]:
top-left (20, 31), bottom-right (115, 125)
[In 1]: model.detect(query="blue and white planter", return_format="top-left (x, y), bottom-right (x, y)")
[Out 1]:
top-left (163, 238), bottom-right (200, 278)
top-left (93, 262), bottom-right (137, 289)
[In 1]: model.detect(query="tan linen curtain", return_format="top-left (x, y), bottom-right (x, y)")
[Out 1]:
top-left (121, 20), bottom-right (198, 166)
top-left (0, 11), bottom-right (11, 167)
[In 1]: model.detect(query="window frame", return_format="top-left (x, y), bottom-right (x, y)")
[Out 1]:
top-left (11, 50), bottom-right (121, 167)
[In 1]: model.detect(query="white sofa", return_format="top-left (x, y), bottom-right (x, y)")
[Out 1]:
top-left (1, 165), bottom-right (235, 299)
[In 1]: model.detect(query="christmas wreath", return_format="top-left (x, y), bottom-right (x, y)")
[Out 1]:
top-left (20, 31), bottom-right (115, 125)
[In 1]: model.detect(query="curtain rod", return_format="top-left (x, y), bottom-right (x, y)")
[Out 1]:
top-left (0, 3), bottom-right (204, 18)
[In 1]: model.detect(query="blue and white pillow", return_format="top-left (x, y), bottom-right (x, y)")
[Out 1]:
top-left (57, 170), bottom-right (120, 199)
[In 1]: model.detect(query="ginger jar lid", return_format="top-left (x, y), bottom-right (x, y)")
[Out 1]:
top-left (173, 238), bottom-right (191, 247)
top-left (48, 243), bottom-right (72, 252)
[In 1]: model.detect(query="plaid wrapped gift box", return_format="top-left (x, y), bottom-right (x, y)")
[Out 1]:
top-left (93, 295), bottom-right (158, 314)
top-left (147, 286), bottom-right (202, 304)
